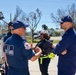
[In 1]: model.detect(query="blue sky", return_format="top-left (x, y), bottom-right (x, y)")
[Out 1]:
top-left (0, 0), bottom-right (76, 31)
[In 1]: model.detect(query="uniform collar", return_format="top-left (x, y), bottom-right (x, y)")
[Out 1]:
top-left (66, 28), bottom-right (73, 33)
top-left (12, 34), bottom-right (21, 38)
top-left (62, 28), bottom-right (74, 37)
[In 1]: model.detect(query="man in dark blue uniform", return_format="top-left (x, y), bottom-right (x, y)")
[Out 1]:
top-left (3, 22), bottom-right (13, 42)
top-left (53, 16), bottom-right (76, 75)
top-left (3, 21), bottom-right (42, 75)
top-left (3, 22), bottom-right (13, 75)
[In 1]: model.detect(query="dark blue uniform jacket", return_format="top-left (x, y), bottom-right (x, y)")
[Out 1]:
top-left (3, 32), bottom-right (12, 42)
top-left (36, 39), bottom-right (53, 55)
top-left (53, 28), bottom-right (76, 70)
top-left (3, 34), bottom-right (35, 71)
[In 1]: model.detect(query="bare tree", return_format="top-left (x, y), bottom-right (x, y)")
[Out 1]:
top-left (51, 3), bottom-right (76, 30)
top-left (0, 7), bottom-right (42, 40)
top-left (22, 8), bottom-right (42, 42)
top-left (13, 6), bottom-right (22, 22)
top-left (0, 6), bottom-right (23, 23)
top-left (0, 6), bottom-right (23, 35)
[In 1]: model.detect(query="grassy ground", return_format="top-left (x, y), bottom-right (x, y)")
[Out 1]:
top-left (53, 40), bottom-right (59, 44)
top-left (26, 36), bottom-right (60, 44)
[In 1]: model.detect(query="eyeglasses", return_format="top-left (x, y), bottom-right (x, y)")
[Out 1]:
top-left (60, 22), bottom-right (63, 24)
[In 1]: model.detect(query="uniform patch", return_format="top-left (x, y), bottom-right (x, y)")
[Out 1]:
top-left (24, 42), bottom-right (31, 50)
top-left (4, 44), bottom-right (14, 56)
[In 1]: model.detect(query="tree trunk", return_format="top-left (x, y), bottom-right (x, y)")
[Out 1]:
top-left (31, 29), bottom-right (34, 43)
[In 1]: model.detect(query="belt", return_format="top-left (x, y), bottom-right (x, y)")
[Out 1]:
top-left (39, 53), bottom-right (55, 64)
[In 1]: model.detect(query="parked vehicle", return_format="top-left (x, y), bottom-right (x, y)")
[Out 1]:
top-left (33, 34), bottom-right (40, 39)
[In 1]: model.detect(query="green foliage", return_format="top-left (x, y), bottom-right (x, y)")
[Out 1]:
top-left (54, 31), bottom-right (61, 36)
top-left (26, 36), bottom-right (60, 44)
top-left (42, 24), bottom-right (48, 30)
top-left (26, 36), bottom-right (40, 43)
top-left (53, 40), bottom-right (60, 44)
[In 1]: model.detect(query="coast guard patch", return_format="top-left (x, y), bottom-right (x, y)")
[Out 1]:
top-left (24, 42), bottom-right (31, 50)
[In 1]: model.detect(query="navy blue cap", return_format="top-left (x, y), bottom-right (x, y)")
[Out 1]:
top-left (12, 21), bottom-right (29, 29)
top-left (60, 16), bottom-right (72, 24)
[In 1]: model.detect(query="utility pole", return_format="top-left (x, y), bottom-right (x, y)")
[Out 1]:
top-left (10, 13), bottom-right (12, 22)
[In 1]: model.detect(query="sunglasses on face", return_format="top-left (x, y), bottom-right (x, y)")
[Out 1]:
top-left (60, 22), bottom-right (64, 24)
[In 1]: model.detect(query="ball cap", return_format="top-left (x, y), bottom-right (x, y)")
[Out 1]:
top-left (12, 21), bottom-right (29, 29)
top-left (40, 30), bottom-right (49, 35)
top-left (60, 16), bottom-right (73, 24)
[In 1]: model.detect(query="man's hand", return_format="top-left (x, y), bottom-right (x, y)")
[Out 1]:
top-left (34, 46), bottom-right (42, 53)
top-left (61, 50), bottom-right (67, 55)
top-left (30, 46), bottom-right (42, 61)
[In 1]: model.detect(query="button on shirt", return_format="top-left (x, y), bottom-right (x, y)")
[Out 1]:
top-left (3, 34), bottom-right (35, 70)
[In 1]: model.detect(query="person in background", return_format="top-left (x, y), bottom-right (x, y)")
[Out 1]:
top-left (53, 16), bottom-right (76, 75)
top-left (3, 21), bottom-right (42, 75)
top-left (3, 22), bottom-right (13, 42)
top-left (3, 22), bottom-right (13, 75)
top-left (35, 30), bottom-right (54, 75)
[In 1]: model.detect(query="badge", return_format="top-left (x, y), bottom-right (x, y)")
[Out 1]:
top-left (4, 44), bottom-right (14, 56)
top-left (24, 42), bottom-right (31, 50)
